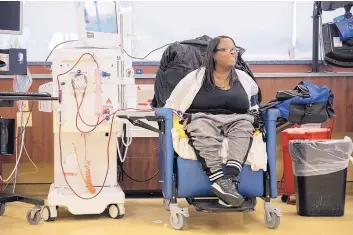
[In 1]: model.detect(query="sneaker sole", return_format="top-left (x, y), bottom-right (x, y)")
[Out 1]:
top-left (218, 199), bottom-right (234, 208)
top-left (211, 184), bottom-right (244, 207)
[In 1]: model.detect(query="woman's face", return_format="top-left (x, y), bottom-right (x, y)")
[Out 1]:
top-left (214, 38), bottom-right (238, 68)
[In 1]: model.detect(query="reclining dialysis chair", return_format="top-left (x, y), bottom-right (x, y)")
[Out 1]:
top-left (155, 107), bottom-right (283, 230)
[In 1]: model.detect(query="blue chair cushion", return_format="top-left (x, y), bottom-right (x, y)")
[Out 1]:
top-left (176, 157), bottom-right (264, 198)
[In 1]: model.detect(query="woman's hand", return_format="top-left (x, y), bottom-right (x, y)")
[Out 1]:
top-left (179, 113), bottom-right (191, 126)
top-left (247, 110), bottom-right (262, 129)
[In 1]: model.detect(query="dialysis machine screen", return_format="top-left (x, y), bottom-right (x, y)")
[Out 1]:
top-left (84, 1), bottom-right (118, 34)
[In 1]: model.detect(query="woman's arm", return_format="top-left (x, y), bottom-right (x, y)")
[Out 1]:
top-left (164, 68), bottom-right (203, 112)
top-left (236, 69), bottom-right (259, 110)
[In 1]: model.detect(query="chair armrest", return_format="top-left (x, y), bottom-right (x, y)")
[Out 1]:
top-left (262, 108), bottom-right (283, 198)
top-left (155, 108), bottom-right (174, 122)
top-left (155, 108), bottom-right (175, 199)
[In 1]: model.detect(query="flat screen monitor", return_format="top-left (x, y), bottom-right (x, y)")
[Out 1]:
top-left (76, 1), bottom-right (120, 48)
top-left (0, 1), bottom-right (23, 35)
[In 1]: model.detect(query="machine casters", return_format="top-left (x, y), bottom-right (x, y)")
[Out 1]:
top-left (26, 207), bottom-right (41, 225)
top-left (41, 206), bottom-right (57, 222)
top-left (169, 203), bottom-right (189, 230)
top-left (108, 204), bottom-right (124, 219)
top-left (163, 198), bottom-right (170, 211)
top-left (0, 203), bottom-right (5, 216)
top-left (264, 202), bottom-right (282, 229)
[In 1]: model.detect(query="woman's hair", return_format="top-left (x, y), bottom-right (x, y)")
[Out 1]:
top-left (201, 35), bottom-right (237, 90)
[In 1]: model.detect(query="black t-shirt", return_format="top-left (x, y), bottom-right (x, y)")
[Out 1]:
top-left (187, 79), bottom-right (249, 115)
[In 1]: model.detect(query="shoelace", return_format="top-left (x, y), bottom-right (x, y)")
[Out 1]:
top-left (228, 177), bottom-right (241, 189)
top-left (221, 177), bottom-right (238, 190)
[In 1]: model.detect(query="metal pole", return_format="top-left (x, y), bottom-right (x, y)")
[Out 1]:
top-left (312, 1), bottom-right (321, 72)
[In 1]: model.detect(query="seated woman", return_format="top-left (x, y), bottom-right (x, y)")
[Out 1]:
top-left (164, 36), bottom-right (260, 207)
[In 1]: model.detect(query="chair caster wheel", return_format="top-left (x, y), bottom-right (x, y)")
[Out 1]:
top-left (264, 202), bottom-right (282, 229)
top-left (281, 195), bottom-right (289, 203)
top-left (264, 212), bottom-right (280, 229)
top-left (170, 213), bottom-right (187, 230)
top-left (26, 208), bottom-right (41, 225)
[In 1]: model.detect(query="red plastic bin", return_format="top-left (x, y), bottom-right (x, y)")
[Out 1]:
top-left (280, 123), bottom-right (333, 203)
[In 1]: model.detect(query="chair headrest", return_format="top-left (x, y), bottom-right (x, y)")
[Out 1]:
top-left (321, 1), bottom-right (353, 11)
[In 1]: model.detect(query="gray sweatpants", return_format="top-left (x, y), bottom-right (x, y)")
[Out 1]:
top-left (185, 113), bottom-right (254, 182)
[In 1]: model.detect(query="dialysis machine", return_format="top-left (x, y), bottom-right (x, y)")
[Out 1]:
top-left (39, 1), bottom-right (135, 221)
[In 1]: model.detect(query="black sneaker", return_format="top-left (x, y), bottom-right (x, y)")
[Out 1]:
top-left (211, 177), bottom-right (244, 207)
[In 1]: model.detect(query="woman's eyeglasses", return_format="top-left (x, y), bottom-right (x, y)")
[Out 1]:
top-left (215, 46), bottom-right (241, 54)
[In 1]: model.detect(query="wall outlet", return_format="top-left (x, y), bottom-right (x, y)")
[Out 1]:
top-left (17, 111), bottom-right (32, 127)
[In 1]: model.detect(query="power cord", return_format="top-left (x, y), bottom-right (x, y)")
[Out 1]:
top-left (6, 105), bottom-right (40, 208)
top-left (114, 43), bottom-right (170, 183)
top-left (14, 101), bottom-right (34, 139)
top-left (116, 122), bottom-right (159, 183)
top-left (121, 43), bottom-right (171, 60)
top-left (122, 169), bottom-right (159, 183)
top-left (1, 102), bottom-right (38, 188)
top-left (117, 121), bottom-right (132, 163)
top-left (3, 145), bottom-right (38, 193)
top-left (44, 40), bottom-right (170, 66)
top-left (0, 110), bottom-right (26, 182)
top-left (43, 40), bottom-right (78, 70)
